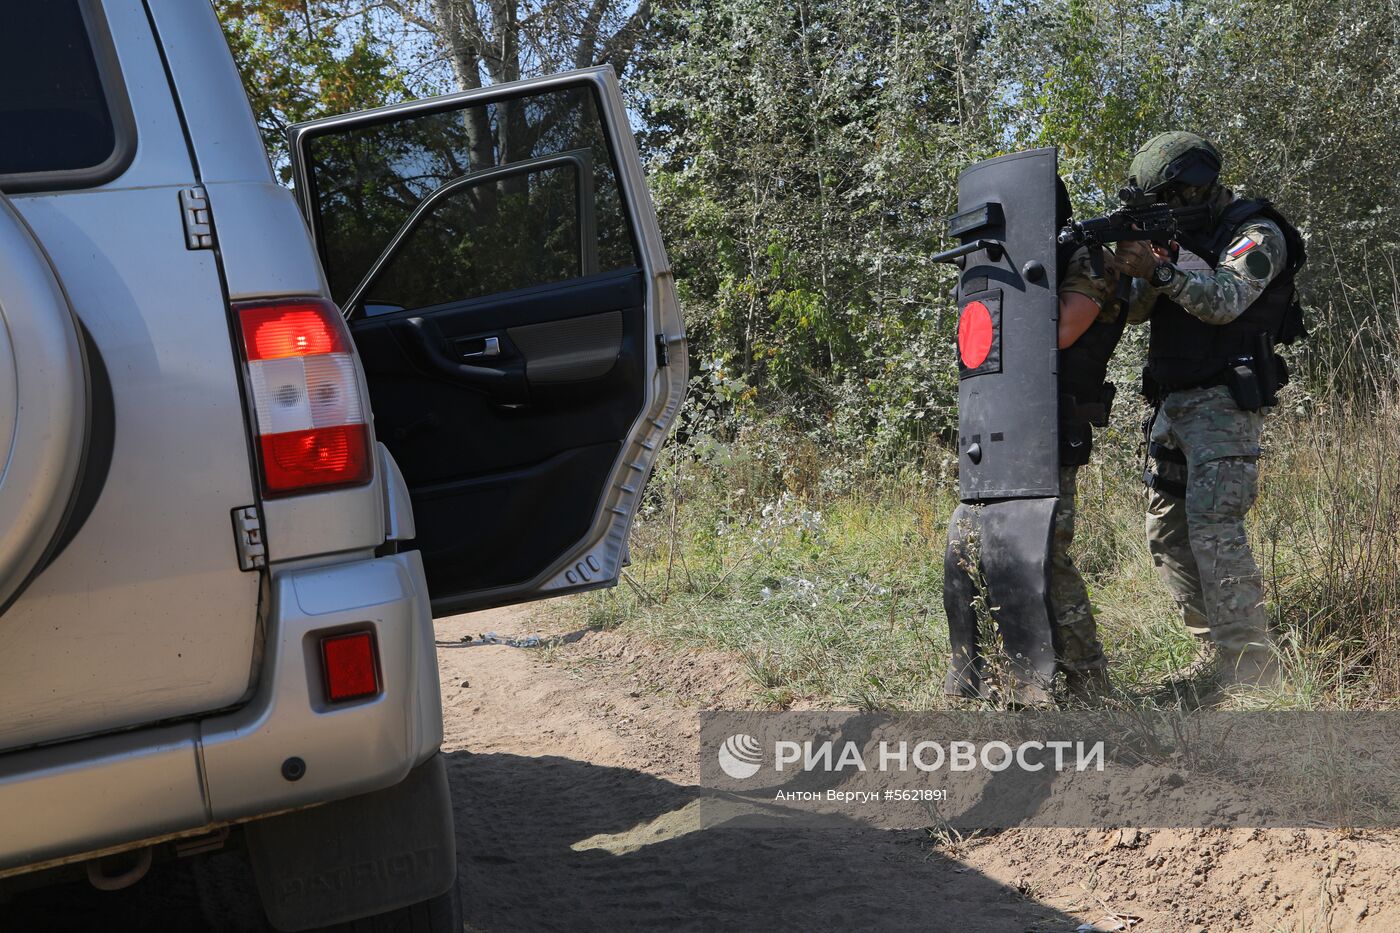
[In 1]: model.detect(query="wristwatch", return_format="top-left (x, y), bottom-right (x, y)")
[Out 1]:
top-left (1150, 261), bottom-right (1177, 288)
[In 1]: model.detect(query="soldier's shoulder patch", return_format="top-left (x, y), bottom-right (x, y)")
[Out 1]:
top-left (1225, 219), bottom-right (1285, 280)
top-left (1226, 235), bottom-right (1259, 258)
top-left (1245, 250), bottom-right (1272, 279)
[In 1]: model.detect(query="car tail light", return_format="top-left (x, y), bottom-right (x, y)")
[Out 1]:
top-left (235, 298), bottom-right (372, 496)
top-left (320, 630), bottom-right (380, 703)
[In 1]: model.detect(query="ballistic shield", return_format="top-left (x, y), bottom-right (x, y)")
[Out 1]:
top-left (941, 147), bottom-right (1062, 704)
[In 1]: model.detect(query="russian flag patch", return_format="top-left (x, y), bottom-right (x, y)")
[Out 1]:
top-left (1227, 236), bottom-right (1259, 258)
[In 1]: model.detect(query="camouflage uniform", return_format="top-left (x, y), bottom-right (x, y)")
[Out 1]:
top-left (1050, 247), bottom-right (1113, 674)
top-left (1127, 200), bottom-right (1287, 655)
top-left (1052, 463), bottom-right (1106, 672)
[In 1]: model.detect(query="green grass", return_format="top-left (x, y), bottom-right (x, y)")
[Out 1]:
top-left (596, 468), bottom-right (953, 709)
top-left (555, 389), bottom-right (1400, 712)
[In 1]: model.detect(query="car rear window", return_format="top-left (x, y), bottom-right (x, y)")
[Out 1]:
top-left (0, 1), bottom-right (130, 186)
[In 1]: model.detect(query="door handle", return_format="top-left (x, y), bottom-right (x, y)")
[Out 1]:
top-left (458, 336), bottom-right (501, 359)
top-left (396, 317), bottom-right (527, 404)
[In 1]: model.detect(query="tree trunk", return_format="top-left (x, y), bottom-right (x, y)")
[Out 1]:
top-left (427, 0), bottom-right (496, 170)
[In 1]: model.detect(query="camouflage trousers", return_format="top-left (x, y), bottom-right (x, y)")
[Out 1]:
top-left (1145, 385), bottom-right (1270, 652)
top-left (1050, 464), bottom-right (1107, 673)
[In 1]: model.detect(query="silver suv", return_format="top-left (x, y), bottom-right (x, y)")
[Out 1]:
top-left (0, 2), bottom-right (684, 929)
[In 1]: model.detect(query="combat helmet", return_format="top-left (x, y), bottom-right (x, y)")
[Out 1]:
top-left (1128, 132), bottom-right (1222, 195)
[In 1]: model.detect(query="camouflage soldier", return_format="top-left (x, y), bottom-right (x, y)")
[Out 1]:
top-left (1107, 132), bottom-right (1307, 693)
top-left (1053, 178), bottom-right (1124, 700)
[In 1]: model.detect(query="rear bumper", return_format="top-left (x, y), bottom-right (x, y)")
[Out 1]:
top-left (0, 550), bottom-right (442, 875)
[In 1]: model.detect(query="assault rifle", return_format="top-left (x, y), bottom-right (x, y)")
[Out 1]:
top-left (1057, 184), bottom-right (1212, 280)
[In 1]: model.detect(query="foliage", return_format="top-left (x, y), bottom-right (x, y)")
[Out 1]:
top-left (996, 0), bottom-right (1400, 393)
top-left (217, 0), bottom-right (652, 181)
top-left (215, 0), bottom-right (411, 180)
top-left (369, 0), bottom-right (653, 89)
top-left (558, 376), bottom-right (1400, 710)
top-left (218, 0), bottom-right (1400, 440)
top-left (638, 0), bottom-right (994, 460)
top-left (639, 0), bottom-right (1400, 461)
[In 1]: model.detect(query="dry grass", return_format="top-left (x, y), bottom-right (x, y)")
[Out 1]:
top-left (557, 384), bottom-right (1400, 710)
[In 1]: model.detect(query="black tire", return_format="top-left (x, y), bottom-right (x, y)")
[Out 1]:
top-left (193, 847), bottom-right (462, 933)
top-left (315, 885), bottom-right (463, 933)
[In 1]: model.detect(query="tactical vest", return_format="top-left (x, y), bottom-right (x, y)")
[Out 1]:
top-left (1056, 240), bottom-right (1127, 466)
top-left (1146, 198), bottom-right (1307, 391)
top-left (1060, 304), bottom-right (1127, 404)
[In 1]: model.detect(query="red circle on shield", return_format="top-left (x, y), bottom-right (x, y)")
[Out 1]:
top-left (958, 301), bottom-right (994, 368)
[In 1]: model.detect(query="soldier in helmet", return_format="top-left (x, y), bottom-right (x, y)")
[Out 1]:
top-left (1053, 177), bottom-right (1126, 701)
top-left (1106, 132), bottom-right (1307, 695)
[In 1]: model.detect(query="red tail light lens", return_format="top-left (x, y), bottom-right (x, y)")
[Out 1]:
top-left (240, 305), bottom-right (346, 360)
top-left (235, 298), bottom-right (373, 496)
top-left (261, 424), bottom-right (371, 493)
top-left (320, 630), bottom-right (380, 703)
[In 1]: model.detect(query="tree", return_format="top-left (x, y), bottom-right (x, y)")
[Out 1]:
top-left (371, 0), bottom-right (652, 89)
top-left (215, 0), bottom-right (1400, 458)
top-left (216, 0), bottom-right (410, 180)
top-left (636, 0), bottom-right (1002, 457)
top-left (985, 0), bottom-right (1400, 389)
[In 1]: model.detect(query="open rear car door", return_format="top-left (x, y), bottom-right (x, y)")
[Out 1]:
top-left (290, 67), bottom-right (686, 615)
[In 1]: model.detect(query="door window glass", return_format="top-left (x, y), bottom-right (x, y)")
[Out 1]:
top-left (364, 160), bottom-right (585, 314)
top-left (304, 86), bottom-right (638, 313)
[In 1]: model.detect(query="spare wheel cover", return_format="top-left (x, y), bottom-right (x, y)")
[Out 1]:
top-left (0, 193), bottom-right (89, 615)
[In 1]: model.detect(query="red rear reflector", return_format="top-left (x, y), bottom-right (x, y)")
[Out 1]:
top-left (321, 631), bottom-right (380, 703)
top-left (234, 298), bottom-right (373, 497)
top-left (958, 300), bottom-right (994, 369)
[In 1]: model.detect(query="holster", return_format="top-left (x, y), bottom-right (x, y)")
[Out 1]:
top-left (1225, 332), bottom-right (1283, 412)
top-left (1140, 367), bottom-right (1164, 405)
top-left (1225, 363), bottom-right (1263, 412)
top-left (1057, 394), bottom-right (1094, 467)
top-left (1143, 442), bottom-right (1188, 498)
top-left (1075, 381), bottom-right (1116, 428)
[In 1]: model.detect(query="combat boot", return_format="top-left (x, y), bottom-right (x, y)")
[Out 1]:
top-left (1063, 668), bottom-right (1113, 704)
top-left (1174, 640), bottom-right (1219, 681)
top-left (1213, 645), bottom-right (1282, 697)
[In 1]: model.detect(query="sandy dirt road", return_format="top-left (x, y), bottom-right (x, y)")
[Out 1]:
top-left (5, 608), bottom-right (1073, 933)
top-left (438, 607), bottom-right (1400, 933)
top-left (437, 607), bottom-right (1082, 932)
